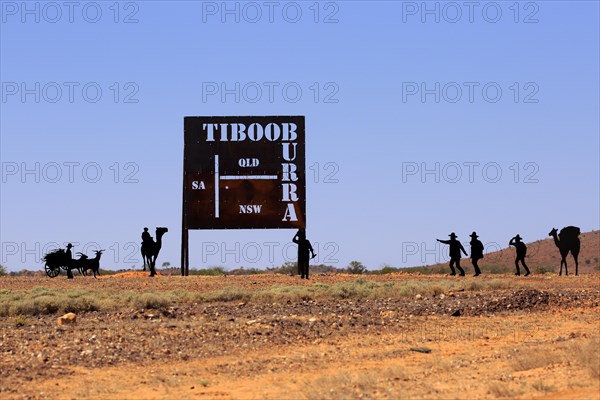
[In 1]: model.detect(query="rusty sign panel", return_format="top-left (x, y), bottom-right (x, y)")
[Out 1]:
top-left (183, 116), bottom-right (306, 230)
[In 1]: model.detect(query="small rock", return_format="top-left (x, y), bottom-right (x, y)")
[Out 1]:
top-left (56, 313), bottom-right (77, 327)
top-left (410, 347), bottom-right (432, 354)
top-left (451, 310), bottom-right (462, 317)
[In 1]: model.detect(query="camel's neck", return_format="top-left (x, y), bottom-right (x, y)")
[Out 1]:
top-left (156, 233), bottom-right (164, 248)
top-left (551, 233), bottom-right (560, 248)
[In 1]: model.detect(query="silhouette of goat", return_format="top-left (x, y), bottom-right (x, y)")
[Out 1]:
top-left (80, 250), bottom-right (104, 278)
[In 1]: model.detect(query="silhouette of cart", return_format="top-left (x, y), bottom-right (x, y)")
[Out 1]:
top-left (42, 249), bottom-right (85, 278)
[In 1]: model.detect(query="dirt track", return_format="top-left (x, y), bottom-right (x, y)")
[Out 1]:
top-left (1, 273), bottom-right (599, 399)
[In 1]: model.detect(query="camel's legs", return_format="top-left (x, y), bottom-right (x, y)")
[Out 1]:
top-left (572, 242), bottom-right (581, 276)
top-left (559, 254), bottom-right (566, 276)
top-left (149, 255), bottom-right (156, 277)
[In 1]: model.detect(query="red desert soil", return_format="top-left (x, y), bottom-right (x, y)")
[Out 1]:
top-left (1, 272), bottom-right (599, 399)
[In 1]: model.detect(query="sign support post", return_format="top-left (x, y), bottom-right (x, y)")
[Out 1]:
top-left (181, 137), bottom-right (189, 276)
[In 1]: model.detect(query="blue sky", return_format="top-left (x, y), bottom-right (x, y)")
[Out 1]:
top-left (1, 1), bottom-right (599, 272)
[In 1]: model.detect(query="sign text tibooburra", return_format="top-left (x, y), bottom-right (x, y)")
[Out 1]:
top-left (182, 116), bottom-right (306, 230)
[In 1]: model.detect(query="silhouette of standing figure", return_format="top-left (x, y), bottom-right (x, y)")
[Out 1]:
top-left (293, 229), bottom-right (315, 279)
top-left (65, 243), bottom-right (74, 279)
top-left (469, 232), bottom-right (484, 276)
top-left (509, 234), bottom-right (530, 276)
top-left (437, 233), bottom-right (468, 276)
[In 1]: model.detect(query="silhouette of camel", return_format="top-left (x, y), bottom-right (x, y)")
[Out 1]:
top-left (549, 226), bottom-right (580, 276)
top-left (141, 227), bottom-right (168, 277)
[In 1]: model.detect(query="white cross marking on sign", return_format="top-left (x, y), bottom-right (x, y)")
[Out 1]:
top-left (214, 155), bottom-right (278, 218)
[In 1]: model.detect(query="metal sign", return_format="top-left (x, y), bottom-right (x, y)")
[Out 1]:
top-left (181, 116), bottom-right (306, 275)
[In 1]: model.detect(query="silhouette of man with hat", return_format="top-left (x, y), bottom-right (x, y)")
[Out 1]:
top-left (509, 234), bottom-right (530, 276)
top-left (293, 229), bottom-right (316, 279)
top-left (469, 232), bottom-right (484, 276)
top-left (437, 233), bottom-right (468, 276)
top-left (65, 243), bottom-right (74, 279)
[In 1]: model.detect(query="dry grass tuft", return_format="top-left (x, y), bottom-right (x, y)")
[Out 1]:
top-left (510, 347), bottom-right (562, 371)
top-left (567, 337), bottom-right (600, 379)
top-left (487, 382), bottom-right (524, 398)
top-left (531, 379), bottom-right (557, 393)
top-left (303, 367), bottom-right (406, 400)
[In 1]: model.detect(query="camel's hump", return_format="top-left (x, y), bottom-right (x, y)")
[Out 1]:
top-left (559, 226), bottom-right (580, 237)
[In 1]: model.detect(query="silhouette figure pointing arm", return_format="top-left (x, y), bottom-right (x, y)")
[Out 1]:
top-left (460, 243), bottom-right (468, 257)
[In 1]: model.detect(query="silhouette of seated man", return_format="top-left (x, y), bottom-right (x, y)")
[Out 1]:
top-left (142, 227), bottom-right (154, 245)
top-left (469, 232), bottom-right (484, 276)
top-left (437, 232), bottom-right (468, 276)
top-left (509, 234), bottom-right (530, 276)
top-left (293, 229), bottom-right (315, 279)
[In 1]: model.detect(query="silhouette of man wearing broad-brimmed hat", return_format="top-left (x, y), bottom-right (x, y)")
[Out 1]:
top-left (469, 232), bottom-right (484, 276)
top-left (437, 233), bottom-right (468, 276)
top-left (293, 229), bottom-right (315, 279)
top-left (65, 243), bottom-right (74, 279)
top-left (509, 234), bottom-right (530, 276)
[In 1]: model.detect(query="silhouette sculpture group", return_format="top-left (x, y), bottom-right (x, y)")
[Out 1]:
top-left (44, 225), bottom-right (581, 279)
top-left (43, 243), bottom-right (104, 279)
top-left (293, 229), bottom-right (316, 279)
top-left (141, 227), bottom-right (168, 277)
top-left (437, 226), bottom-right (581, 277)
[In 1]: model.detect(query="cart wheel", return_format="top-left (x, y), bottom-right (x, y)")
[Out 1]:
top-left (45, 263), bottom-right (60, 278)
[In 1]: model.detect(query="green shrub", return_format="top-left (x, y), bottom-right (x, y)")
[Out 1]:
top-left (190, 266), bottom-right (227, 276)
